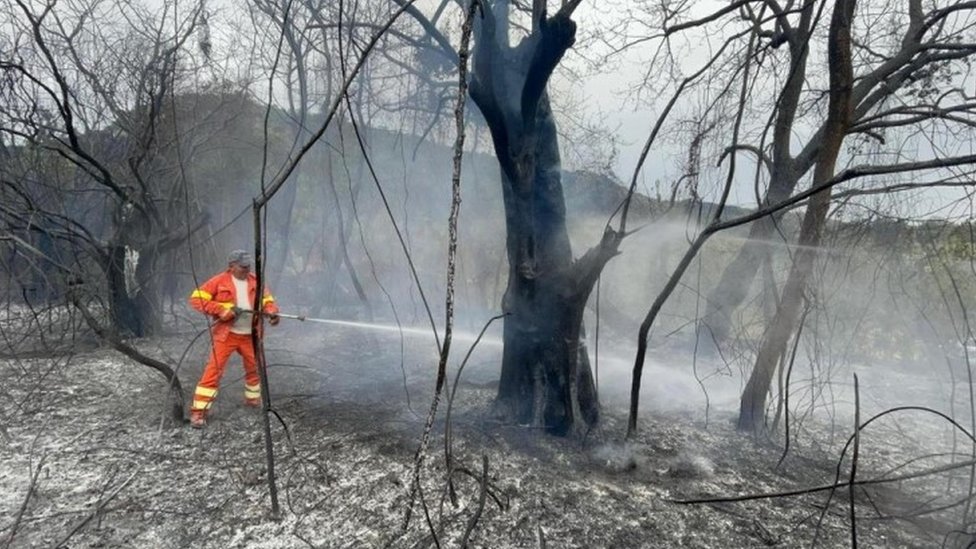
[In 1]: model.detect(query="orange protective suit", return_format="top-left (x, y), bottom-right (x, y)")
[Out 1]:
top-left (188, 271), bottom-right (279, 414)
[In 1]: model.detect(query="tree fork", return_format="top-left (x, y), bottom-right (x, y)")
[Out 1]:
top-left (466, 0), bottom-right (613, 436)
top-left (702, 0), bottom-right (954, 345)
top-left (738, 0), bottom-right (857, 434)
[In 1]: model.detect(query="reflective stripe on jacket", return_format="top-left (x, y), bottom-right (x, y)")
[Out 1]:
top-left (189, 271), bottom-right (280, 342)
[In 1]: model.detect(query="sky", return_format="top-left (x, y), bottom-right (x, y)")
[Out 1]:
top-left (561, 0), bottom-right (976, 217)
top-left (132, 0), bottom-right (976, 216)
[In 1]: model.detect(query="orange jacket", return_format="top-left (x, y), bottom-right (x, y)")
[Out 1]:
top-left (189, 271), bottom-right (280, 342)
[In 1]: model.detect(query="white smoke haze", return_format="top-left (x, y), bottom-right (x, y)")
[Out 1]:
top-left (280, 157), bottom-right (971, 444)
top-left (3, 0), bottom-right (976, 546)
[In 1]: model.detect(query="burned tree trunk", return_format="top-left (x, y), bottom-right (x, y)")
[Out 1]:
top-left (701, 1), bottom-right (813, 345)
top-left (106, 205), bottom-right (181, 338)
top-left (702, 211), bottom-right (788, 343)
top-left (738, 0), bottom-right (856, 433)
top-left (106, 243), bottom-right (146, 337)
top-left (493, 123), bottom-right (601, 433)
top-left (470, 3), bottom-right (618, 435)
top-left (704, 0), bottom-right (946, 345)
top-left (105, 199), bottom-right (206, 337)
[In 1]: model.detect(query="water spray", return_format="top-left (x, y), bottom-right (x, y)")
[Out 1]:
top-left (274, 313), bottom-right (435, 338)
top-left (235, 308), bottom-right (502, 346)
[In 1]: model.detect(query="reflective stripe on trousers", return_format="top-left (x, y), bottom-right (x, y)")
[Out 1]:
top-left (192, 332), bottom-right (261, 411)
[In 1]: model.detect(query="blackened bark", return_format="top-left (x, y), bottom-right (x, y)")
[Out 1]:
top-left (106, 239), bottom-right (168, 337)
top-left (133, 245), bottom-right (162, 335)
top-left (498, 283), bottom-right (599, 433)
top-left (471, 7), bottom-right (614, 435)
top-left (491, 99), bottom-right (601, 434)
top-left (107, 243), bottom-right (145, 337)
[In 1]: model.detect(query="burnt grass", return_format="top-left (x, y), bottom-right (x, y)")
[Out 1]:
top-left (0, 321), bottom-right (967, 548)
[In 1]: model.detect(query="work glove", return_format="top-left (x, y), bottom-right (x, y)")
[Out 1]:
top-left (218, 308), bottom-right (236, 322)
top-left (268, 314), bottom-right (280, 326)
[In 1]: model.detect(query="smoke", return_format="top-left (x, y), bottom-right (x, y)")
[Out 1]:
top-left (589, 441), bottom-right (714, 478)
top-left (145, 89), bottom-right (976, 443)
top-left (590, 442), bottom-right (643, 472)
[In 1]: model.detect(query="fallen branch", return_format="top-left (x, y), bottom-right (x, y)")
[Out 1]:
top-left (674, 454), bottom-right (976, 505)
top-left (70, 295), bottom-right (184, 422)
top-left (50, 465), bottom-right (144, 549)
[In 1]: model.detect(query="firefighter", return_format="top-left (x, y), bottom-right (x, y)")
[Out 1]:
top-left (187, 250), bottom-right (280, 428)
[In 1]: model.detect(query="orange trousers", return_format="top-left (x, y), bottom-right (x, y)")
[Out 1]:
top-left (191, 332), bottom-right (261, 412)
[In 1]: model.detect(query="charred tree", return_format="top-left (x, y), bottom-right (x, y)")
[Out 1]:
top-left (0, 0), bottom-right (209, 337)
top-left (253, 0), bottom-right (309, 285)
top-left (468, 1), bottom-right (620, 435)
top-left (702, 0), bottom-right (975, 345)
top-left (738, 0), bottom-right (856, 433)
top-left (700, 0), bottom-right (813, 344)
top-left (106, 243), bottom-right (146, 336)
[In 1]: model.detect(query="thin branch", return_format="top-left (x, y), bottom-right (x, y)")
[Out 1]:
top-left (255, 0), bottom-right (425, 208)
top-left (404, 0), bottom-right (478, 531)
top-left (850, 373), bottom-right (860, 548)
top-left (459, 455), bottom-right (490, 548)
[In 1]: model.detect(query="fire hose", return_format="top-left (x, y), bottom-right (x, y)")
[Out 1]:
top-left (233, 307), bottom-right (339, 325)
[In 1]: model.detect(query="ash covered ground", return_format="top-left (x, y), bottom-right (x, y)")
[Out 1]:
top-left (0, 318), bottom-right (969, 548)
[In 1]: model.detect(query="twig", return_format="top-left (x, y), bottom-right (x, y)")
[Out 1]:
top-left (450, 465), bottom-right (508, 511)
top-left (776, 298), bottom-right (811, 470)
top-left (251, 204), bottom-right (280, 519)
top-left (294, 532), bottom-right (318, 549)
top-left (50, 465), bottom-right (143, 549)
top-left (418, 481), bottom-right (442, 549)
top-left (3, 455), bottom-right (46, 549)
top-left (459, 455), bottom-right (489, 548)
top-left (403, 0), bottom-right (478, 532)
top-left (443, 313), bottom-right (507, 503)
top-left (628, 20), bottom-right (761, 437)
top-left (850, 373), bottom-right (860, 548)
top-left (673, 456), bottom-right (976, 505)
top-left (814, 405), bottom-right (976, 547)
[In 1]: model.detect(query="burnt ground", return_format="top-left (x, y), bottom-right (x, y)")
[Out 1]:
top-left (0, 319), bottom-right (971, 548)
